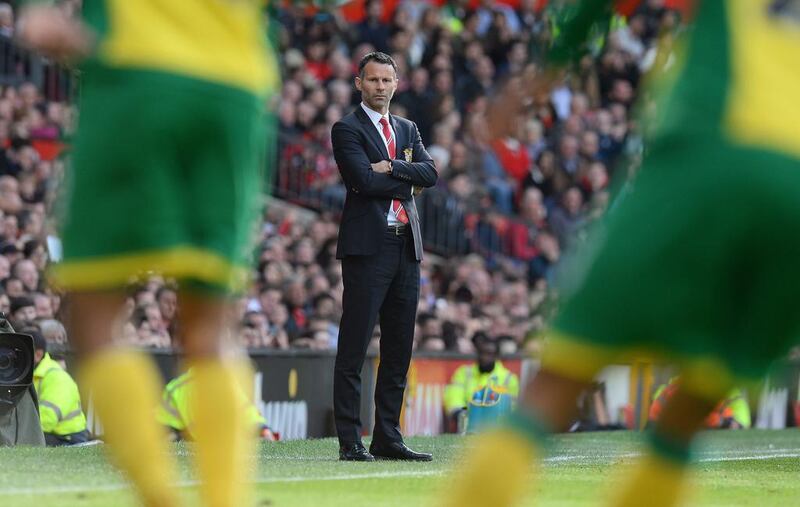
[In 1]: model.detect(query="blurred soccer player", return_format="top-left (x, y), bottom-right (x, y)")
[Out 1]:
top-left (443, 1), bottom-right (800, 506)
top-left (19, 2), bottom-right (277, 506)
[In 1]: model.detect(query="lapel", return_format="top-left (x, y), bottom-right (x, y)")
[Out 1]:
top-left (355, 106), bottom-right (390, 160)
top-left (389, 114), bottom-right (404, 162)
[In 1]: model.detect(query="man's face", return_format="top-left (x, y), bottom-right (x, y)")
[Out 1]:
top-left (15, 260), bottom-right (38, 291)
top-left (245, 312), bottom-right (269, 333)
top-left (6, 278), bottom-right (23, 297)
top-left (34, 295), bottom-right (53, 319)
top-left (14, 305), bottom-right (36, 325)
top-left (0, 256), bottom-right (9, 279)
top-left (145, 306), bottom-right (163, 332)
top-left (356, 61), bottom-right (398, 114)
top-left (477, 341), bottom-right (498, 373)
top-left (158, 289), bottom-right (177, 321)
top-left (315, 298), bottom-right (335, 319)
top-left (259, 289), bottom-right (282, 313)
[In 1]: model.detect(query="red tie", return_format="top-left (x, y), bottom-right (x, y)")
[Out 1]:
top-left (380, 117), bottom-right (408, 224)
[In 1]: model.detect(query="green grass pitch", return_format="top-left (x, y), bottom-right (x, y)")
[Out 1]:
top-left (0, 430), bottom-right (798, 506)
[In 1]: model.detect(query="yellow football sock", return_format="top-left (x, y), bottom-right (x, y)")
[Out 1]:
top-left (81, 349), bottom-right (179, 507)
top-left (610, 453), bottom-right (688, 507)
top-left (441, 428), bottom-right (540, 507)
top-left (190, 359), bottom-right (255, 507)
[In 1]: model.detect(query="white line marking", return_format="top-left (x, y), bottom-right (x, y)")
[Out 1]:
top-left (697, 452), bottom-right (800, 463)
top-left (544, 450), bottom-right (800, 464)
top-left (0, 450), bottom-right (797, 496)
top-left (0, 470), bottom-right (444, 496)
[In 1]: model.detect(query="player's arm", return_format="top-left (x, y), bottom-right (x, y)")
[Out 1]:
top-left (37, 372), bottom-right (69, 433)
top-left (16, 3), bottom-right (93, 62)
top-left (488, 0), bottom-right (614, 139)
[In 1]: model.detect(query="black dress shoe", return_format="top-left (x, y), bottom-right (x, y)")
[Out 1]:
top-left (369, 441), bottom-right (432, 461)
top-left (339, 442), bottom-right (375, 461)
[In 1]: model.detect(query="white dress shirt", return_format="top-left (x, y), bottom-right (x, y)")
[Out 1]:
top-left (360, 102), bottom-right (403, 226)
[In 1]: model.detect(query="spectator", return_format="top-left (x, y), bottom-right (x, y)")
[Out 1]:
top-left (130, 303), bottom-right (171, 349)
top-left (549, 187), bottom-right (586, 249)
top-left (13, 258), bottom-right (39, 292)
top-left (3, 276), bottom-right (24, 297)
top-left (32, 292), bottom-right (53, 319)
top-left (39, 318), bottom-right (67, 345)
top-left (0, 1), bottom-right (687, 353)
top-left (357, 0), bottom-right (391, 53)
top-left (0, 253), bottom-right (9, 279)
top-left (0, 3), bottom-right (13, 38)
top-left (155, 285), bottom-right (178, 337)
top-left (416, 312), bottom-right (444, 351)
top-left (10, 295), bottom-right (36, 327)
top-left (443, 331), bottom-right (519, 432)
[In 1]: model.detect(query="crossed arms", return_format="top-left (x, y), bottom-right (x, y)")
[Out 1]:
top-left (332, 121), bottom-right (437, 199)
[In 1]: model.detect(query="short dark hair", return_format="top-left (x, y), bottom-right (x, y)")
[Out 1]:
top-left (10, 296), bottom-right (33, 315)
top-left (358, 52), bottom-right (398, 78)
top-left (416, 312), bottom-right (436, 326)
top-left (471, 331), bottom-right (495, 350)
top-left (23, 327), bottom-right (47, 353)
top-left (155, 284), bottom-right (176, 301)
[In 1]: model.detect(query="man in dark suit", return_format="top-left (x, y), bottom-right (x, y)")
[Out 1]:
top-left (332, 52), bottom-right (438, 461)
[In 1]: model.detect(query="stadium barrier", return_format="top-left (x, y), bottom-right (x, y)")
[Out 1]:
top-left (66, 350), bottom-right (535, 439)
top-left (64, 349), bottom-right (800, 439)
top-left (146, 350), bottom-right (537, 439)
top-left (0, 35), bottom-right (74, 102)
top-left (274, 130), bottom-right (531, 259)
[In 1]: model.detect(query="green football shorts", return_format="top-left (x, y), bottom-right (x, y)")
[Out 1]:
top-left (50, 67), bottom-right (269, 294)
top-left (545, 134), bottom-right (800, 399)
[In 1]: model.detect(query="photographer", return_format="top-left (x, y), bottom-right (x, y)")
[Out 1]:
top-left (0, 316), bottom-right (44, 446)
top-left (30, 329), bottom-right (89, 446)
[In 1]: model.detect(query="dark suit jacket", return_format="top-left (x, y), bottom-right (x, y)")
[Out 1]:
top-left (332, 106), bottom-right (438, 261)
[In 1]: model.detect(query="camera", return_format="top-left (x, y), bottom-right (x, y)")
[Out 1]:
top-left (0, 314), bottom-right (33, 406)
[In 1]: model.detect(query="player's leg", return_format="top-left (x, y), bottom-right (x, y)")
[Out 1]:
top-left (55, 74), bottom-right (185, 507)
top-left (69, 292), bottom-right (180, 507)
top-left (610, 383), bottom-right (721, 507)
top-left (178, 291), bottom-right (254, 507)
top-left (440, 333), bottom-right (606, 507)
top-left (441, 141), bottom-right (712, 507)
top-left (177, 86), bottom-right (268, 507)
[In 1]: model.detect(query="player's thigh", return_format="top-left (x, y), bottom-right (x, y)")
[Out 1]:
top-left (62, 77), bottom-right (186, 261)
top-left (716, 145), bottom-right (800, 378)
top-left (553, 156), bottom-right (722, 356)
top-left (182, 90), bottom-right (268, 271)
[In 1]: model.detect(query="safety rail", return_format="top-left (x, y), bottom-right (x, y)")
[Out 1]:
top-left (1, 35), bottom-right (74, 102)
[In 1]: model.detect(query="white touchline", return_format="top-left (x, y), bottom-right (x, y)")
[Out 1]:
top-left (0, 451), bottom-right (798, 496)
top-left (697, 452), bottom-right (800, 463)
top-left (0, 471), bottom-right (445, 496)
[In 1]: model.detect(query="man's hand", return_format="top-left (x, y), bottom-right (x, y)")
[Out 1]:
top-left (371, 160), bottom-right (392, 174)
top-left (413, 186), bottom-right (423, 196)
top-left (17, 5), bottom-right (93, 62)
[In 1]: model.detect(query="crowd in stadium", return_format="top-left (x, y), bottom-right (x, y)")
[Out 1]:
top-left (0, 0), bottom-right (684, 353)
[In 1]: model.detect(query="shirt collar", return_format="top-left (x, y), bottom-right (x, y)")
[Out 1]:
top-left (360, 102), bottom-right (389, 126)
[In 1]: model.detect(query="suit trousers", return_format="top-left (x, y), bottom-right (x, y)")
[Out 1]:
top-left (334, 228), bottom-right (420, 445)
